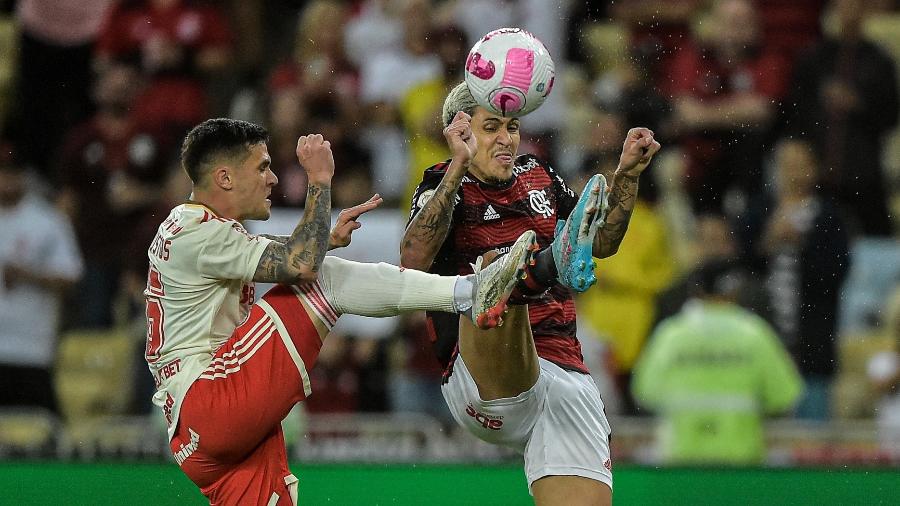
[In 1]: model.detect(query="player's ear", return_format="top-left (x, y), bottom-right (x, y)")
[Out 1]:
top-left (211, 165), bottom-right (233, 190)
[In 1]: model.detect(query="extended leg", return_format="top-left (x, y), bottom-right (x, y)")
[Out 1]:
top-left (457, 304), bottom-right (539, 400)
top-left (317, 231), bottom-right (537, 328)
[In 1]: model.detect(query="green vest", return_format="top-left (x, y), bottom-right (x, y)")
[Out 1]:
top-left (632, 301), bottom-right (803, 464)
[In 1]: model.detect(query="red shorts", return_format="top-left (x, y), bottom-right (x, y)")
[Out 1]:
top-left (170, 285), bottom-right (323, 505)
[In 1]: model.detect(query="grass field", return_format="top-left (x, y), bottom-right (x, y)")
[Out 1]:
top-left (2, 462), bottom-right (898, 505)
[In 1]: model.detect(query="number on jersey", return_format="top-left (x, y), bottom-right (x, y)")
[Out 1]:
top-left (145, 266), bottom-right (166, 363)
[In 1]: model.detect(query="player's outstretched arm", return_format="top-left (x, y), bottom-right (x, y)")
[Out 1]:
top-left (253, 134), bottom-right (334, 284)
top-left (594, 127), bottom-right (661, 258)
top-left (400, 111), bottom-right (473, 270)
top-left (258, 194), bottom-right (383, 251)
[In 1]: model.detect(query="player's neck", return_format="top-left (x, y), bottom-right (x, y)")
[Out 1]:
top-left (187, 190), bottom-right (237, 220)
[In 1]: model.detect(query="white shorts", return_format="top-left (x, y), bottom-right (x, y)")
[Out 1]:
top-left (442, 354), bottom-right (613, 491)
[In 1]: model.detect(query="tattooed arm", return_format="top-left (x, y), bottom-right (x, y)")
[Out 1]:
top-left (253, 184), bottom-right (331, 284)
top-left (400, 111), bottom-right (473, 270)
top-left (593, 127), bottom-right (661, 258)
top-left (253, 134), bottom-right (335, 284)
top-left (594, 172), bottom-right (639, 258)
top-left (400, 170), bottom-right (463, 270)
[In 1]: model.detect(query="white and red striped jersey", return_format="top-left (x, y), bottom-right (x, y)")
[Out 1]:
top-left (144, 203), bottom-right (272, 440)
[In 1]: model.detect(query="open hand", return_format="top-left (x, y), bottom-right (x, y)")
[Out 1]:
top-left (329, 194), bottom-right (384, 249)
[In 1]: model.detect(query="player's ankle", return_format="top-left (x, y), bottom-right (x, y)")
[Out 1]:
top-left (516, 247), bottom-right (556, 295)
top-left (453, 275), bottom-right (475, 315)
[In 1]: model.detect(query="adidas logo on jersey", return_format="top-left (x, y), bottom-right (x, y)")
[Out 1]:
top-left (483, 205), bottom-right (500, 221)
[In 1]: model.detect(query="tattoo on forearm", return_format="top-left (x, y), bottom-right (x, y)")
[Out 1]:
top-left (254, 184), bottom-right (331, 283)
top-left (597, 174), bottom-right (639, 257)
top-left (402, 180), bottom-right (460, 268)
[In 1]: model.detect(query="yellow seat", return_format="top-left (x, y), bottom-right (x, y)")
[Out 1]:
top-left (0, 409), bottom-right (58, 450)
top-left (55, 328), bottom-right (136, 424)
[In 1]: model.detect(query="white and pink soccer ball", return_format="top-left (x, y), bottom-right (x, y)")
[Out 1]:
top-left (464, 28), bottom-right (555, 117)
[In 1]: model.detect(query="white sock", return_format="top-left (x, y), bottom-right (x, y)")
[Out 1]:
top-left (318, 256), bottom-right (461, 316)
top-left (454, 275), bottom-right (475, 317)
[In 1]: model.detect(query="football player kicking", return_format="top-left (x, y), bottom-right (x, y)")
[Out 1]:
top-left (401, 82), bottom-right (660, 506)
top-left (146, 118), bottom-right (536, 505)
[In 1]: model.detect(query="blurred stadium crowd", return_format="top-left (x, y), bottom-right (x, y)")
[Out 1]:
top-left (1, 0), bottom-right (899, 467)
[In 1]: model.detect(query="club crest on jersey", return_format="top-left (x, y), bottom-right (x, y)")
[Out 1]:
top-left (483, 204), bottom-right (500, 221)
top-left (528, 189), bottom-right (552, 218)
top-left (416, 189), bottom-right (436, 210)
top-left (413, 189), bottom-right (460, 216)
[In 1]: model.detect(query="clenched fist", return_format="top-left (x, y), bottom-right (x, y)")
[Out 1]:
top-left (617, 127), bottom-right (661, 178)
top-left (296, 134), bottom-right (335, 184)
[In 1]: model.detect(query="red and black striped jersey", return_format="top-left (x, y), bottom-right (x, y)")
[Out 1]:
top-left (408, 154), bottom-right (589, 374)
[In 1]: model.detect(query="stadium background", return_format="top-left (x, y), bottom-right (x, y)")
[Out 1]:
top-left (1, 0), bottom-right (899, 504)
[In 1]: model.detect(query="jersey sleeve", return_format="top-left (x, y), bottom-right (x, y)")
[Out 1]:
top-left (195, 220), bottom-right (273, 281)
top-left (43, 211), bottom-right (84, 281)
top-left (407, 164), bottom-right (450, 226)
top-left (542, 157), bottom-right (578, 221)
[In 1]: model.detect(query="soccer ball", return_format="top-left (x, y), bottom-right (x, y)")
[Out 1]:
top-left (464, 28), bottom-right (555, 117)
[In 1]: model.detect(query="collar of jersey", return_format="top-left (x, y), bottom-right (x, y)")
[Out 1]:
top-left (442, 159), bottom-right (516, 191)
top-left (184, 200), bottom-right (225, 219)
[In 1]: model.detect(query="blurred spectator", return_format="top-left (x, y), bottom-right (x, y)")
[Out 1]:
top-left (56, 64), bottom-right (172, 328)
top-left (332, 156), bottom-right (375, 210)
top-left (11, 0), bottom-right (115, 179)
top-left (632, 259), bottom-right (803, 465)
top-left (399, 24), bottom-right (468, 208)
top-left (305, 333), bottom-right (390, 414)
top-left (95, 0), bottom-right (233, 138)
top-left (654, 212), bottom-right (769, 328)
top-left (270, 0), bottom-right (359, 109)
top-left (758, 138), bottom-right (850, 421)
top-left (867, 286), bottom-right (900, 454)
top-left (0, 152), bottom-right (83, 413)
top-left (755, 0), bottom-right (825, 62)
top-left (592, 49), bottom-right (671, 138)
top-left (576, 153), bottom-right (677, 415)
top-left (664, 0), bottom-right (791, 214)
top-left (344, 0), bottom-right (405, 71)
top-left (608, 0), bottom-right (703, 84)
top-left (784, 0), bottom-right (899, 236)
top-left (357, 0), bottom-right (440, 203)
top-left (304, 334), bottom-right (361, 414)
top-left (388, 312), bottom-right (453, 425)
top-left (267, 0), bottom-right (364, 208)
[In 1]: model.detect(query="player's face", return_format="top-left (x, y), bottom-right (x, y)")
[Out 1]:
top-left (469, 107), bottom-right (521, 184)
top-left (234, 143), bottom-right (278, 220)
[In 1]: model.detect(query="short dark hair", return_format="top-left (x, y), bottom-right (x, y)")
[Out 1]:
top-left (181, 118), bottom-right (269, 183)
